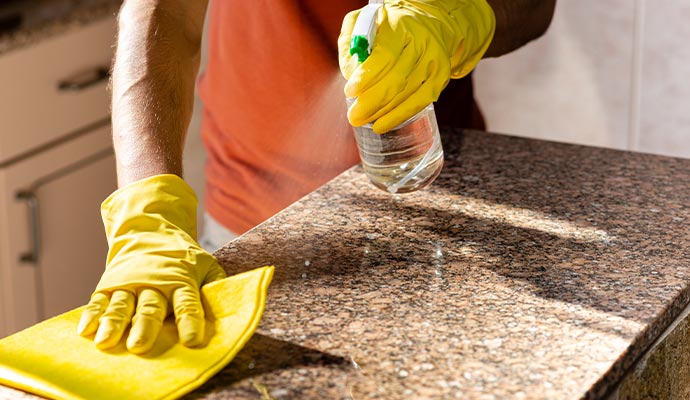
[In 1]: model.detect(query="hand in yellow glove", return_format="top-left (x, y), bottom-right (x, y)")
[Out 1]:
top-left (338, 0), bottom-right (496, 133)
top-left (77, 174), bottom-right (227, 354)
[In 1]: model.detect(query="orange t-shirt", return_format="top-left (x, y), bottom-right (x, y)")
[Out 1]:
top-left (198, 0), bottom-right (483, 234)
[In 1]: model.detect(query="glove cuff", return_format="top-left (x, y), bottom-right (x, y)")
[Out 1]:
top-left (101, 174), bottom-right (199, 244)
top-left (446, 0), bottom-right (496, 78)
top-left (384, 0), bottom-right (495, 78)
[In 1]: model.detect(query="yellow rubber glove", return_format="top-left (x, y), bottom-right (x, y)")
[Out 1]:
top-left (77, 174), bottom-right (227, 354)
top-left (338, 0), bottom-right (496, 133)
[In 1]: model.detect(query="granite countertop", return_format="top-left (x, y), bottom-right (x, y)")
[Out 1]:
top-left (0, 0), bottom-right (121, 55)
top-left (199, 130), bottom-right (689, 399)
top-left (1, 129), bottom-right (688, 399)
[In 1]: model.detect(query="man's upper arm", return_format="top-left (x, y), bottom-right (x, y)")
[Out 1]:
top-left (484, 0), bottom-right (556, 58)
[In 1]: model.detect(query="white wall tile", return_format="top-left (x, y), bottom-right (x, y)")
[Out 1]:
top-left (474, 0), bottom-right (635, 151)
top-left (637, 1), bottom-right (690, 158)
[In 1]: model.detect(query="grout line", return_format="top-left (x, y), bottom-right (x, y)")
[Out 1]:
top-left (628, 0), bottom-right (645, 152)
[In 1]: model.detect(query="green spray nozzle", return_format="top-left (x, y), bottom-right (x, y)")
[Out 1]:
top-left (350, 36), bottom-right (371, 62)
top-left (349, 4), bottom-right (383, 63)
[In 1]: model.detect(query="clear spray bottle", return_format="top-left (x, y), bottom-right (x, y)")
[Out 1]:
top-left (347, 3), bottom-right (444, 194)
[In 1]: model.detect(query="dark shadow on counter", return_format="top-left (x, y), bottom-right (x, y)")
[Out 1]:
top-left (182, 333), bottom-right (349, 399)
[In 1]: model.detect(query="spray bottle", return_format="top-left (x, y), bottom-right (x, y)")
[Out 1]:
top-left (347, 3), bottom-right (444, 194)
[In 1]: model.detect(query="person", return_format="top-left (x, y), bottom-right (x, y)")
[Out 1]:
top-left (76, 0), bottom-right (556, 354)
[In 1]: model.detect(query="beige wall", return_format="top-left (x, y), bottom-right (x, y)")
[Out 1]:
top-left (474, 0), bottom-right (690, 159)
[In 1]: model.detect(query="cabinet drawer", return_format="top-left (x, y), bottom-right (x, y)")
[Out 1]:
top-left (0, 17), bottom-right (116, 164)
top-left (0, 124), bottom-right (115, 336)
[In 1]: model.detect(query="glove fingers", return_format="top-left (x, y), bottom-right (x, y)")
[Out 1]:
top-left (172, 285), bottom-right (206, 347)
top-left (347, 41), bottom-right (422, 128)
top-left (344, 9), bottom-right (404, 99)
top-left (77, 292), bottom-right (110, 337)
top-left (126, 288), bottom-right (169, 354)
top-left (204, 262), bottom-right (227, 285)
top-left (372, 80), bottom-right (438, 134)
top-left (94, 290), bottom-right (135, 350)
top-left (348, 47), bottom-right (436, 128)
top-left (344, 49), bottom-right (399, 100)
top-left (338, 9), bottom-right (362, 79)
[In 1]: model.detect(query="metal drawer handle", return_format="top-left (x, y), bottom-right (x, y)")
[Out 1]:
top-left (57, 66), bottom-right (110, 92)
top-left (13, 147), bottom-right (114, 265)
top-left (15, 190), bottom-right (40, 264)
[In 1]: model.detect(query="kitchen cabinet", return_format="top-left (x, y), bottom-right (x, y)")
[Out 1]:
top-left (0, 126), bottom-right (115, 335)
top-left (0, 17), bottom-right (117, 337)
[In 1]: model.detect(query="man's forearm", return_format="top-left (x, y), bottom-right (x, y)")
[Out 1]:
top-left (484, 0), bottom-right (556, 58)
top-left (111, 0), bottom-right (208, 187)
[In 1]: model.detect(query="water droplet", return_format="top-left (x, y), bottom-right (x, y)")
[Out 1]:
top-left (270, 389), bottom-right (289, 397)
top-left (270, 328), bottom-right (286, 335)
top-left (301, 272), bottom-right (308, 279)
top-left (248, 362), bottom-right (255, 369)
top-left (304, 260), bottom-right (311, 266)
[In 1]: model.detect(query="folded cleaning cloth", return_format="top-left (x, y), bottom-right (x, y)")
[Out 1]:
top-left (0, 266), bottom-right (274, 400)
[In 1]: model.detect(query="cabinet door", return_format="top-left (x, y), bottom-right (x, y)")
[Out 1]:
top-left (34, 150), bottom-right (115, 319)
top-left (0, 125), bottom-right (115, 336)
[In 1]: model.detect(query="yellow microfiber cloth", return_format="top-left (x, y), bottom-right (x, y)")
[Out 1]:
top-left (0, 265), bottom-right (274, 400)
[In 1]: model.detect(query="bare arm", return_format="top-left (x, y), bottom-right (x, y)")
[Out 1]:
top-left (484, 0), bottom-right (556, 58)
top-left (111, 0), bottom-right (208, 187)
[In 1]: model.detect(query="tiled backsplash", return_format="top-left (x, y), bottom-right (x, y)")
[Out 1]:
top-left (474, 0), bottom-right (690, 159)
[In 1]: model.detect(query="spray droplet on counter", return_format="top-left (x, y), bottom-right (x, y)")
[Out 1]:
top-left (350, 356), bottom-right (361, 371)
top-left (304, 260), bottom-right (311, 266)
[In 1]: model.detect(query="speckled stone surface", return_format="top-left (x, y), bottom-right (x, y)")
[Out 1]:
top-left (0, 0), bottom-right (120, 55)
top-left (1, 129), bottom-right (689, 399)
top-left (183, 130), bottom-right (689, 399)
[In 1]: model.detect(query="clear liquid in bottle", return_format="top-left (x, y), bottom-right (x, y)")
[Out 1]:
top-left (350, 104), bottom-right (444, 194)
